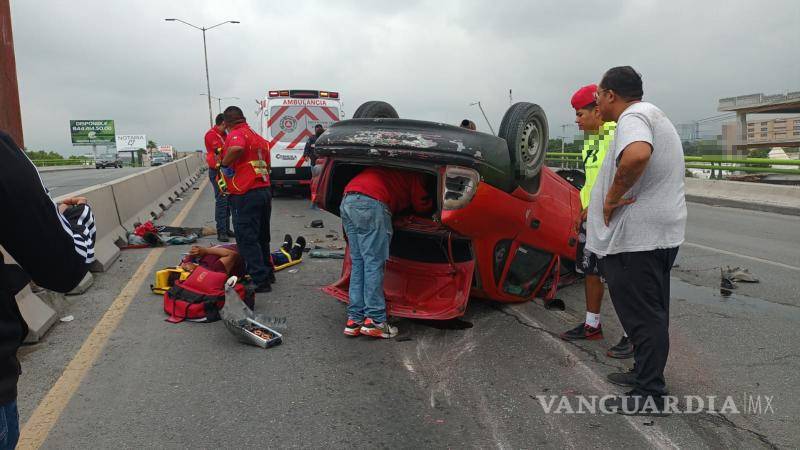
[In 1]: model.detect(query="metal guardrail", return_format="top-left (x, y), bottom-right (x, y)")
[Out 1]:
top-left (32, 158), bottom-right (148, 168)
top-left (32, 158), bottom-right (94, 167)
top-left (546, 153), bottom-right (800, 177)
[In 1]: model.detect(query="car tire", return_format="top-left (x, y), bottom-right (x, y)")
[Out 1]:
top-left (498, 102), bottom-right (549, 191)
top-left (555, 169), bottom-right (585, 190)
top-left (352, 101), bottom-right (399, 119)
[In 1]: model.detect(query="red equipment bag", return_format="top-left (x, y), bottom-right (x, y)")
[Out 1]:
top-left (163, 266), bottom-right (254, 323)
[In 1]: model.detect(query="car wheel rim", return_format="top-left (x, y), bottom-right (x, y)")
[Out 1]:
top-left (520, 120), bottom-right (542, 172)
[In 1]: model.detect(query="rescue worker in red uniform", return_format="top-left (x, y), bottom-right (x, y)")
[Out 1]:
top-left (204, 113), bottom-right (232, 242)
top-left (219, 106), bottom-right (275, 292)
top-left (340, 167), bottom-right (432, 338)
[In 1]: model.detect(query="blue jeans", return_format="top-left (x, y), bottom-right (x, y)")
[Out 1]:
top-left (229, 187), bottom-right (273, 284)
top-left (208, 168), bottom-right (231, 234)
top-left (340, 194), bottom-right (392, 323)
top-left (0, 400), bottom-right (19, 450)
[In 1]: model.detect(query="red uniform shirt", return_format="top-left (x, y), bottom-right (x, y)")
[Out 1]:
top-left (222, 122), bottom-right (271, 195)
top-left (344, 167), bottom-right (432, 215)
top-left (204, 127), bottom-right (226, 169)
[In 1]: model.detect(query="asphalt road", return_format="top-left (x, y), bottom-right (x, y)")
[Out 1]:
top-left (16, 185), bottom-right (800, 448)
top-left (39, 167), bottom-right (149, 197)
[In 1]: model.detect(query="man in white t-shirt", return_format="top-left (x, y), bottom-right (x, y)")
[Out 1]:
top-left (587, 66), bottom-right (687, 416)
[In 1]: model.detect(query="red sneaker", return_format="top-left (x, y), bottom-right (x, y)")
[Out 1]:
top-left (344, 319), bottom-right (363, 336)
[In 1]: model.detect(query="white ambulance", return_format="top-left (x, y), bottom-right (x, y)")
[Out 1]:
top-left (259, 89), bottom-right (343, 189)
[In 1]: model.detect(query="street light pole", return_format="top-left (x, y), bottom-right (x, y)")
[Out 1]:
top-left (202, 28), bottom-right (212, 128)
top-left (200, 94), bottom-right (239, 115)
top-left (470, 101), bottom-right (495, 135)
top-left (165, 18), bottom-right (239, 128)
top-left (561, 124), bottom-right (571, 152)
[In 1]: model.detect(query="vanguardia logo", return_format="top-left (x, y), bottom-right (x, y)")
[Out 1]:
top-left (533, 394), bottom-right (775, 415)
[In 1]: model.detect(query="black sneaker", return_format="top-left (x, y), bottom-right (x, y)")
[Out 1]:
top-left (281, 234), bottom-right (293, 253)
top-left (560, 322), bottom-right (603, 341)
top-left (603, 389), bottom-right (671, 417)
top-left (217, 232), bottom-right (229, 242)
top-left (607, 336), bottom-right (634, 359)
top-left (607, 368), bottom-right (637, 387)
top-left (253, 281), bottom-right (271, 293)
top-left (291, 236), bottom-right (306, 260)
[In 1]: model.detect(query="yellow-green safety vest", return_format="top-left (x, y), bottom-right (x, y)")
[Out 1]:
top-left (580, 121), bottom-right (616, 209)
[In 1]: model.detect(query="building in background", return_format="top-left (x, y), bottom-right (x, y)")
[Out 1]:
top-left (718, 91), bottom-right (800, 156)
top-left (721, 116), bottom-right (800, 156)
top-left (746, 116), bottom-right (800, 143)
top-left (676, 123), bottom-right (699, 142)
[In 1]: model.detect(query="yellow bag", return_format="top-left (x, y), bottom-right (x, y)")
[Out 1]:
top-left (151, 267), bottom-right (190, 294)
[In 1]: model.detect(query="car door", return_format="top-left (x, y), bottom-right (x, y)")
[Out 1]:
top-left (496, 241), bottom-right (555, 300)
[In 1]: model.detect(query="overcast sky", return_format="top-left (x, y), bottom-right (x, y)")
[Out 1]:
top-left (11, 0), bottom-right (800, 155)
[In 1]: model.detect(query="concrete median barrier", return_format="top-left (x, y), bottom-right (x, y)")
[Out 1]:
top-left (685, 178), bottom-right (800, 215)
top-left (177, 158), bottom-right (190, 181)
top-left (0, 248), bottom-right (59, 344)
top-left (109, 156), bottom-right (206, 231)
top-left (5, 154), bottom-right (206, 342)
top-left (55, 184), bottom-right (124, 272)
top-left (109, 172), bottom-right (157, 230)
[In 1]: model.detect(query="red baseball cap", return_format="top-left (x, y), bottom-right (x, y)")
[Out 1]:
top-left (571, 84), bottom-right (597, 111)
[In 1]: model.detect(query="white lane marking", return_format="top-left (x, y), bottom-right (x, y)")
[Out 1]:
top-left (508, 305), bottom-right (680, 450)
top-left (683, 242), bottom-right (800, 272)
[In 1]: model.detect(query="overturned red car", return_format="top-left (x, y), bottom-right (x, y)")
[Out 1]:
top-left (312, 100), bottom-right (582, 320)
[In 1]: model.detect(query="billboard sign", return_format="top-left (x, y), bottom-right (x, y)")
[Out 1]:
top-left (70, 120), bottom-right (115, 145)
top-left (115, 134), bottom-right (146, 152)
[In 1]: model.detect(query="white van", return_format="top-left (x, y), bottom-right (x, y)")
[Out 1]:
top-left (259, 89), bottom-right (342, 189)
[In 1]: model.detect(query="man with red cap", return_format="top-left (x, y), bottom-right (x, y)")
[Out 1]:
top-left (559, 84), bottom-right (632, 359)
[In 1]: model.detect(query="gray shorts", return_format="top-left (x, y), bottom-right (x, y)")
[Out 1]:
top-left (575, 220), bottom-right (602, 278)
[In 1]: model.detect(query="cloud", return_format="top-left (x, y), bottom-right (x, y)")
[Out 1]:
top-left (10, 0), bottom-right (799, 154)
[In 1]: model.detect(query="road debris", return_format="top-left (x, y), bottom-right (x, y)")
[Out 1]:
top-left (722, 266), bottom-right (759, 283)
top-left (310, 249), bottom-right (345, 259)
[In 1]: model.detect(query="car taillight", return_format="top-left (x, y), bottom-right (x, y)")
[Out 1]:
top-left (442, 166), bottom-right (480, 210)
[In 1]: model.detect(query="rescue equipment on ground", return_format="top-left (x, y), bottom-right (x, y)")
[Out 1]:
top-left (163, 267), bottom-right (254, 323)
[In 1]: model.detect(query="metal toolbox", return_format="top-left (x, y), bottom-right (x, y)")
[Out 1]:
top-left (223, 317), bottom-right (283, 349)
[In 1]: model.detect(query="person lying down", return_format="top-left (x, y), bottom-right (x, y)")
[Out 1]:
top-left (180, 235), bottom-right (306, 276)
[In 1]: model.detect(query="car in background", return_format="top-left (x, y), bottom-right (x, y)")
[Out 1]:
top-left (95, 153), bottom-right (122, 169)
top-left (313, 101), bottom-right (583, 320)
top-left (150, 153), bottom-right (172, 166)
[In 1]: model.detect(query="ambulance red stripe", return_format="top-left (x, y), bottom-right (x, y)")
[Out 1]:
top-left (286, 129), bottom-right (313, 149)
top-left (267, 106), bottom-right (289, 127)
top-left (294, 107), bottom-right (319, 121)
top-left (269, 131), bottom-right (285, 147)
top-left (321, 107), bottom-right (339, 121)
